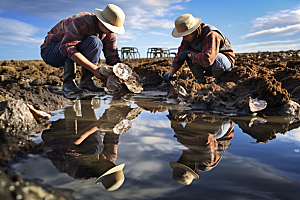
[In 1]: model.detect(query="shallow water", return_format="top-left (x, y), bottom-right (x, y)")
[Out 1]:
top-left (13, 94), bottom-right (300, 200)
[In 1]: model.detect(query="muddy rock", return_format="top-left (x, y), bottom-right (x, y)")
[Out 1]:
top-left (0, 100), bottom-right (39, 135)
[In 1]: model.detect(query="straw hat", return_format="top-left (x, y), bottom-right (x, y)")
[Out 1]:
top-left (95, 163), bottom-right (125, 191)
top-left (172, 14), bottom-right (201, 38)
top-left (170, 162), bottom-right (199, 185)
top-left (95, 4), bottom-right (125, 34)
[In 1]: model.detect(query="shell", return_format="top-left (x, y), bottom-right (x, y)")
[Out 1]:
top-left (99, 65), bottom-right (113, 78)
top-left (106, 74), bottom-right (122, 93)
top-left (126, 107), bottom-right (143, 120)
top-left (249, 97), bottom-right (267, 112)
top-left (178, 85), bottom-right (188, 97)
top-left (113, 119), bottom-right (132, 134)
top-left (249, 117), bottom-right (267, 127)
top-left (113, 63), bottom-right (132, 80)
top-left (124, 76), bottom-right (143, 93)
top-left (26, 104), bottom-right (51, 120)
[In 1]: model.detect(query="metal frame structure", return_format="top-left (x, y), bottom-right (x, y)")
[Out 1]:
top-left (120, 47), bottom-right (140, 59)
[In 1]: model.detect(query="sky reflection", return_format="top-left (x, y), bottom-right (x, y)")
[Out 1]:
top-left (12, 96), bottom-right (300, 199)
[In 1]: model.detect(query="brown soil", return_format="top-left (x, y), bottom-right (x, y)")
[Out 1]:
top-left (1, 50), bottom-right (300, 114)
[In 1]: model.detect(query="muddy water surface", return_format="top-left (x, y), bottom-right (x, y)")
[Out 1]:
top-left (13, 95), bottom-right (300, 200)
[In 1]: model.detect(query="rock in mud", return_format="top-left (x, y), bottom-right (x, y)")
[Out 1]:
top-left (0, 100), bottom-right (38, 135)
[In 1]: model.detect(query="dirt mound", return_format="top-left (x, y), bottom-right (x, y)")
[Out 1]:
top-left (1, 50), bottom-right (300, 116)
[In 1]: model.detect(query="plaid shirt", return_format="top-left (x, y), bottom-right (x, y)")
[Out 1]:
top-left (171, 23), bottom-right (235, 71)
top-left (40, 12), bottom-right (121, 65)
top-left (172, 120), bottom-right (234, 173)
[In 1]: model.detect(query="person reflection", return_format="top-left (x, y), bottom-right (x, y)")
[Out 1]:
top-left (42, 98), bottom-right (142, 191)
top-left (167, 110), bottom-right (234, 185)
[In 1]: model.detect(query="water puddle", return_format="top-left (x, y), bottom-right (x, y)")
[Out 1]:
top-left (13, 94), bottom-right (300, 199)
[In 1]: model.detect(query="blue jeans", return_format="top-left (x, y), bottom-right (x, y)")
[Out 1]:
top-left (41, 36), bottom-right (103, 67)
top-left (186, 51), bottom-right (232, 72)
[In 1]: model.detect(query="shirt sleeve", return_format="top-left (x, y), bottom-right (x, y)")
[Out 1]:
top-left (102, 33), bottom-right (121, 66)
top-left (170, 39), bottom-right (190, 71)
top-left (59, 19), bottom-right (88, 57)
top-left (189, 31), bottom-right (223, 67)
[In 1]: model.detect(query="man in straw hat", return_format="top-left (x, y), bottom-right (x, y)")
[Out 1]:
top-left (41, 4), bottom-right (138, 92)
top-left (164, 14), bottom-right (235, 85)
top-left (167, 110), bottom-right (235, 185)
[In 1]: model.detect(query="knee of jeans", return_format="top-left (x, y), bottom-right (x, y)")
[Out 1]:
top-left (211, 61), bottom-right (224, 70)
top-left (186, 59), bottom-right (193, 68)
top-left (212, 53), bottom-right (231, 71)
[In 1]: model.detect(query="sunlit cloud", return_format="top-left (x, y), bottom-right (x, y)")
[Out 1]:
top-left (233, 39), bottom-right (300, 53)
top-left (0, 17), bottom-right (43, 46)
top-left (241, 24), bottom-right (300, 39)
top-left (241, 5), bottom-right (300, 39)
top-left (252, 5), bottom-right (300, 30)
top-left (150, 31), bottom-right (168, 36)
top-left (0, 0), bottom-right (185, 30)
top-left (276, 127), bottom-right (300, 147)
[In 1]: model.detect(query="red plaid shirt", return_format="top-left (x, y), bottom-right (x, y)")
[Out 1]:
top-left (171, 23), bottom-right (235, 71)
top-left (40, 12), bottom-right (121, 65)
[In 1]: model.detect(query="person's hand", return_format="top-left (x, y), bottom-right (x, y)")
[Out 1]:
top-left (177, 50), bottom-right (193, 67)
top-left (132, 72), bottom-right (139, 80)
top-left (93, 68), bottom-right (107, 81)
top-left (164, 72), bottom-right (173, 82)
top-left (177, 50), bottom-right (193, 61)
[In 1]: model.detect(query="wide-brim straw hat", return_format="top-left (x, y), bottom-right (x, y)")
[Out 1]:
top-left (95, 163), bottom-right (125, 191)
top-left (172, 14), bottom-right (201, 38)
top-left (170, 162), bottom-right (199, 185)
top-left (95, 4), bottom-right (125, 34)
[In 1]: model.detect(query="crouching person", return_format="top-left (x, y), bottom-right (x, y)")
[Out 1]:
top-left (164, 14), bottom-right (235, 84)
top-left (40, 4), bottom-right (125, 92)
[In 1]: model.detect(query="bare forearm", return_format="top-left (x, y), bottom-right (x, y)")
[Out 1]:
top-left (70, 52), bottom-right (106, 80)
top-left (71, 52), bottom-right (97, 71)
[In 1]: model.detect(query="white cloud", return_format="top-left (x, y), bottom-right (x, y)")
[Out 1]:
top-left (241, 24), bottom-right (300, 39)
top-left (241, 5), bottom-right (300, 39)
top-left (276, 128), bottom-right (300, 147)
top-left (233, 39), bottom-right (300, 53)
top-left (252, 6), bottom-right (300, 31)
top-left (118, 30), bottom-right (138, 40)
top-left (150, 31), bottom-right (168, 36)
top-left (0, 17), bottom-right (43, 46)
top-left (0, 0), bottom-right (186, 30)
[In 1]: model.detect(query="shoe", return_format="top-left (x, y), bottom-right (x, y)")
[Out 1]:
top-left (189, 66), bottom-right (206, 84)
top-left (62, 62), bottom-right (81, 92)
top-left (212, 69), bottom-right (224, 84)
top-left (78, 67), bottom-right (105, 92)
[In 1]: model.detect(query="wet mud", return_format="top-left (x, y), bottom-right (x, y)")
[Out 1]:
top-left (1, 50), bottom-right (300, 199)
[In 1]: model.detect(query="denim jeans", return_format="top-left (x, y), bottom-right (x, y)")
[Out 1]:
top-left (186, 51), bottom-right (232, 72)
top-left (41, 35), bottom-right (103, 67)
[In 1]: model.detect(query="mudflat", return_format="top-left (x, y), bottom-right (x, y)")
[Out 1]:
top-left (1, 50), bottom-right (300, 199)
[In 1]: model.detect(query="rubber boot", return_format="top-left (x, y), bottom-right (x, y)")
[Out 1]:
top-left (78, 67), bottom-right (105, 92)
top-left (212, 69), bottom-right (224, 84)
top-left (63, 62), bottom-right (81, 92)
top-left (189, 66), bottom-right (206, 84)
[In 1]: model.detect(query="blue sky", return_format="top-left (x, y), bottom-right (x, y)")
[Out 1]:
top-left (1, 0), bottom-right (300, 61)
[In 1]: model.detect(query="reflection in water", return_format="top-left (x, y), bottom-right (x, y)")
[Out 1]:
top-left (167, 110), bottom-right (234, 185)
top-left (42, 98), bottom-right (141, 191)
top-left (28, 96), bottom-right (300, 199)
top-left (232, 115), bottom-right (300, 143)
